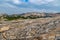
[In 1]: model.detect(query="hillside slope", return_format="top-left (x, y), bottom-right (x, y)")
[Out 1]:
top-left (0, 13), bottom-right (60, 40)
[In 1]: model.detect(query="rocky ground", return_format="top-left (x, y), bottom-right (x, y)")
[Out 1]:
top-left (0, 16), bottom-right (60, 40)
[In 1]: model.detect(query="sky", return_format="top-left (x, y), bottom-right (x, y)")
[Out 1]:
top-left (0, 0), bottom-right (60, 14)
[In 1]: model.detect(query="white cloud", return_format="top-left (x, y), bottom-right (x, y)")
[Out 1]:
top-left (45, 0), bottom-right (54, 2)
top-left (46, 0), bottom-right (60, 7)
top-left (12, 0), bottom-right (21, 4)
top-left (52, 0), bottom-right (60, 6)
top-left (29, 0), bottom-right (54, 5)
top-left (0, 0), bottom-right (60, 13)
top-left (2, 0), bottom-right (22, 4)
top-left (1, 0), bottom-right (59, 6)
top-left (29, 0), bottom-right (60, 7)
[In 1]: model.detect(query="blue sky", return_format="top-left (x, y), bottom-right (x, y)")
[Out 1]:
top-left (0, 0), bottom-right (60, 14)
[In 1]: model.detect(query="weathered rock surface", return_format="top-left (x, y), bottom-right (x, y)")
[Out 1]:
top-left (0, 26), bottom-right (10, 32)
top-left (0, 16), bottom-right (60, 40)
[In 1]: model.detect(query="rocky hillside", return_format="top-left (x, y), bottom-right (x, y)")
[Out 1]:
top-left (0, 14), bottom-right (60, 40)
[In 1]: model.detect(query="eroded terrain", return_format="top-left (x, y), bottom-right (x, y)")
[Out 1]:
top-left (0, 16), bottom-right (60, 40)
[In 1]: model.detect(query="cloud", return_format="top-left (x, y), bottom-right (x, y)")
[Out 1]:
top-left (29, 0), bottom-right (54, 5)
top-left (45, 0), bottom-right (60, 7)
top-left (0, 0), bottom-right (22, 4)
top-left (12, 0), bottom-right (22, 4)
top-left (0, 0), bottom-right (60, 5)
top-left (0, 0), bottom-right (60, 14)
top-left (11, 0), bottom-right (28, 4)
top-left (52, 0), bottom-right (60, 6)
top-left (45, 0), bottom-right (54, 2)
top-left (0, 1), bottom-right (41, 14)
